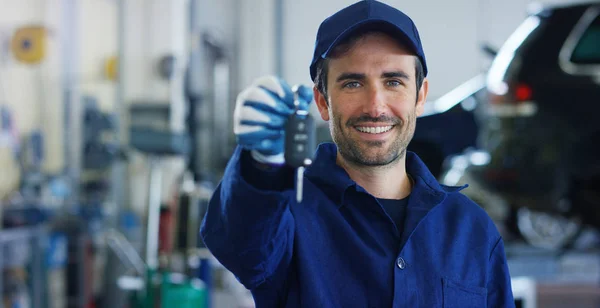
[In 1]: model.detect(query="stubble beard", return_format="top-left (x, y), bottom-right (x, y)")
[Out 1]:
top-left (330, 110), bottom-right (416, 168)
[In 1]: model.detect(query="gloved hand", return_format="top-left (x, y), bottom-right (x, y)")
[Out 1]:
top-left (233, 76), bottom-right (313, 165)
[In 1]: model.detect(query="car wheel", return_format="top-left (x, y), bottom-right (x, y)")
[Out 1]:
top-left (516, 207), bottom-right (583, 251)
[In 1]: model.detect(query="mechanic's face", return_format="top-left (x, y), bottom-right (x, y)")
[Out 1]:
top-left (315, 33), bottom-right (428, 167)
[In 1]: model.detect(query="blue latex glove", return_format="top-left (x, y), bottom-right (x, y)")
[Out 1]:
top-left (233, 76), bottom-right (313, 165)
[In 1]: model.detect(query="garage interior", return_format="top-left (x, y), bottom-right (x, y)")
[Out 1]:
top-left (0, 0), bottom-right (598, 307)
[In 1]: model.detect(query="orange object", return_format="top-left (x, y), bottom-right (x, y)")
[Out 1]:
top-left (159, 206), bottom-right (174, 255)
top-left (11, 25), bottom-right (47, 64)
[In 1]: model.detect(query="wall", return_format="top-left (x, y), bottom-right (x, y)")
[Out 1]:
top-left (79, 0), bottom-right (118, 111)
top-left (0, 0), bottom-right (242, 210)
top-left (0, 0), bottom-right (67, 175)
top-left (123, 0), bottom-right (188, 214)
top-left (125, 0), bottom-right (240, 212)
top-left (0, 0), bottom-right (117, 200)
top-left (0, 0), bottom-right (127, 169)
top-left (237, 0), bottom-right (277, 90)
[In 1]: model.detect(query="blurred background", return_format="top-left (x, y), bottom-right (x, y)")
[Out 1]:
top-left (0, 0), bottom-right (598, 307)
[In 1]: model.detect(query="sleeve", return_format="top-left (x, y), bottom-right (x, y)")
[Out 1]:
top-left (200, 146), bottom-right (295, 291)
top-left (487, 237), bottom-right (516, 308)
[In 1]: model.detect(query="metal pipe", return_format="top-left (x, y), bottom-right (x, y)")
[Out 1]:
top-left (110, 0), bottom-right (128, 215)
top-left (213, 60), bottom-right (231, 166)
top-left (61, 0), bottom-right (81, 205)
top-left (274, 0), bottom-right (284, 77)
top-left (106, 229), bottom-right (147, 275)
top-left (185, 0), bottom-right (202, 182)
top-left (102, 3), bottom-right (130, 306)
top-left (145, 157), bottom-right (163, 270)
top-left (169, 0), bottom-right (190, 134)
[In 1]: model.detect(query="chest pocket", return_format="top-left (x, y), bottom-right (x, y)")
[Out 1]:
top-left (442, 277), bottom-right (487, 308)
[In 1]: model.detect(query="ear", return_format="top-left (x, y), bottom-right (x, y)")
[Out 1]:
top-left (415, 78), bottom-right (429, 117)
top-left (313, 86), bottom-right (330, 121)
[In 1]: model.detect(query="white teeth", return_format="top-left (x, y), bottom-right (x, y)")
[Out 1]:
top-left (356, 125), bottom-right (393, 134)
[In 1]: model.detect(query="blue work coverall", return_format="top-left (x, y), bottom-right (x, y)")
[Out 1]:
top-left (200, 143), bottom-right (515, 307)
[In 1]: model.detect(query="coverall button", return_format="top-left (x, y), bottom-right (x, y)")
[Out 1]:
top-left (396, 257), bottom-right (406, 269)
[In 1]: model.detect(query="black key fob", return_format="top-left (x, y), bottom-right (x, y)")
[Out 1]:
top-left (284, 111), bottom-right (316, 168)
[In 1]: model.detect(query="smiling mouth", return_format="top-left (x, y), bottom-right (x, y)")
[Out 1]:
top-left (354, 125), bottom-right (394, 134)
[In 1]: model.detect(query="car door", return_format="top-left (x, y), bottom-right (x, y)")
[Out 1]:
top-left (556, 6), bottom-right (600, 175)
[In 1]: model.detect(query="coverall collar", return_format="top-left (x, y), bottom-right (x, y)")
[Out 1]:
top-left (305, 142), bottom-right (467, 211)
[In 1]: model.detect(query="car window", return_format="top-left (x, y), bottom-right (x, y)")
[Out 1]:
top-left (570, 13), bottom-right (600, 64)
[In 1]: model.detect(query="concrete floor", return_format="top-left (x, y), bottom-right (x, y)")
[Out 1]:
top-left (537, 284), bottom-right (600, 308)
top-left (507, 235), bottom-right (600, 308)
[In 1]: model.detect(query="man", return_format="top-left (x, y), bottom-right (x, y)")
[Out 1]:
top-left (200, 1), bottom-right (515, 307)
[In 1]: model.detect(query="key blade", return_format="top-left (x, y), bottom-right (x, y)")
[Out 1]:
top-left (296, 166), bottom-right (305, 203)
top-left (292, 86), bottom-right (300, 110)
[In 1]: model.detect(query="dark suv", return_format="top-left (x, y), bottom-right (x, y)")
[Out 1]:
top-left (445, 2), bottom-right (600, 249)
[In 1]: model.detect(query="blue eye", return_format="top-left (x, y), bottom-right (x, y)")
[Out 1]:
top-left (343, 81), bottom-right (361, 89)
top-left (387, 80), bottom-right (402, 87)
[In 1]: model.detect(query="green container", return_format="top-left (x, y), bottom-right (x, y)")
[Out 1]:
top-left (130, 269), bottom-right (207, 308)
top-left (161, 275), bottom-right (206, 308)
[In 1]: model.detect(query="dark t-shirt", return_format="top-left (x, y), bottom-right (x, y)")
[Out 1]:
top-left (377, 197), bottom-right (409, 235)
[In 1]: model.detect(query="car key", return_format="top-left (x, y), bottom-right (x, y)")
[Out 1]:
top-left (285, 87), bottom-right (316, 203)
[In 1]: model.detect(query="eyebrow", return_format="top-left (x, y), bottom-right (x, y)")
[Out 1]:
top-left (335, 71), bottom-right (411, 83)
top-left (336, 73), bottom-right (365, 83)
top-left (382, 71), bottom-right (410, 80)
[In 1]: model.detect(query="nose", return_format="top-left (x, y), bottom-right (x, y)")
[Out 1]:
top-left (362, 85), bottom-right (387, 118)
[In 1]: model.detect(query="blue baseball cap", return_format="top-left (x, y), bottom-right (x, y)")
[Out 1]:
top-left (310, 0), bottom-right (428, 81)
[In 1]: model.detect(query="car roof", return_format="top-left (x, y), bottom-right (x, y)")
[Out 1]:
top-left (530, 1), bottom-right (599, 13)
